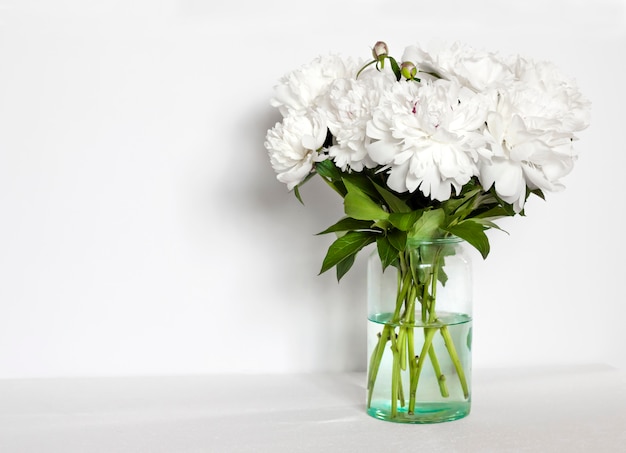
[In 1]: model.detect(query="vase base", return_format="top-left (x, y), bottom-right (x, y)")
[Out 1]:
top-left (366, 401), bottom-right (470, 424)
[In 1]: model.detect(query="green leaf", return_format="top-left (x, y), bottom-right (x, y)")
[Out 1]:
top-left (345, 191), bottom-right (389, 221)
top-left (489, 188), bottom-right (517, 217)
top-left (342, 174), bottom-right (379, 199)
top-left (389, 210), bottom-right (421, 232)
top-left (315, 160), bottom-right (348, 197)
top-left (316, 217), bottom-right (375, 235)
top-left (442, 188), bottom-right (481, 215)
top-left (530, 188), bottom-right (545, 200)
top-left (473, 205), bottom-right (511, 220)
top-left (319, 231), bottom-right (377, 275)
top-left (372, 219), bottom-right (392, 231)
top-left (469, 217), bottom-right (509, 235)
top-left (320, 178), bottom-right (347, 198)
top-left (387, 229), bottom-right (407, 252)
top-left (387, 56), bottom-right (402, 81)
top-left (315, 159), bottom-right (343, 182)
top-left (292, 171), bottom-right (317, 205)
top-left (376, 236), bottom-right (399, 271)
top-left (445, 220), bottom-right (490, 259)
top-left (343, 181), bottom-right (389, 221)
top-left (372, 182), bottom-right (411, 213)
top-left (409, 208), bottom-right (445, 240)
top-left (336, 254), bottom-right (356, 281)
top-left (293, 185), bottom-right (304, 205)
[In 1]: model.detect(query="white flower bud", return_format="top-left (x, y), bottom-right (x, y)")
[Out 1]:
top-left (372, 41), bottom-right (389, 60)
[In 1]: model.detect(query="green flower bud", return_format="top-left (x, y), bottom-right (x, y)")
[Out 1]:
top-left (401, 61), bottom-right (417, 80)
top-left (372, 41), bottom-right (389, 60)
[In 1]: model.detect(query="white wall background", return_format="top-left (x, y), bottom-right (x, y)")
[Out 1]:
top-left (0, 0), bottom-right (624, 378)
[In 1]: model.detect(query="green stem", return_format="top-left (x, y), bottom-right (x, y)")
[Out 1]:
top-left (428, 247), bottom-right (442, 322)
top-left (427, 344), bottom-right (449, 397)
top-left (393, 270), bottom-right (412, 322)
top-left (367, 332), bottom-right (382, 387)
top-left (367, 254), bottom-right (415, 412)
top-left (367, 327), bottom-right (390, 408)
top-left (421, 272), bottom-right (429, 322)
top-left (419, 247), bottom-right (449, 397)
top-left (406, 326), bottom-right (415, 390)
top-left (405, 282), bottom-right (417, 412)
top-left (397, 327), bottom-right (407, 371)
top-left (440, 326), bottom-right (469, 399)
top-left (356, 59), bottom-right (377, 79)
top-left (390, 329), bottom-right (403, 417)
top-left (408, 327), bottom-right (437, 414)
top-left (402, 283), bottom-right (416, 324)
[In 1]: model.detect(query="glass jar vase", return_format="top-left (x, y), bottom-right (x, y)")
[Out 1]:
top-left (366, 236), bottom-right (472, 423)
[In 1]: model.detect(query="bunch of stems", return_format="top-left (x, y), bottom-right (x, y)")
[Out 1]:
top-left (367, 245), bottom-right (469, 417)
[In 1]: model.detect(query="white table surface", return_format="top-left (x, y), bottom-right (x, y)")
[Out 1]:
top-left (1, 364), bottom-right (625, 452)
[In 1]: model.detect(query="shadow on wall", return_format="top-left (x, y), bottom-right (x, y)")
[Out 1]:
top-left (213, 101), bottom-right (369, 372)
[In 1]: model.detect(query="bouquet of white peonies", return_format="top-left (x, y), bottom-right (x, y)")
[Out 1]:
top-left (264, 40), bottom-right (590, 422)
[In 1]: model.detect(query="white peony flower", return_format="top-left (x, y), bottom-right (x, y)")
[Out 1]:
top-left (478, 59), bottom-right (590, 212)
top-left (479, 95), bottom-right (580, 212)
top-left (265, 111), bottom-right (328, 190)
top-left (402, 41), bottom-right (515, 93)
top-left (270, 54), bottom-right (362, 117)
top-left (366, 79), bottom-right (490, 201)
top-left (322, 71), bottom-right (396, 171)
top-left (510, 57), bottom-right (591, 134)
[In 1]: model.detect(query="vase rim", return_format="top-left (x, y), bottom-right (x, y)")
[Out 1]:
top-left (406, 235), bottom-right (463, 246)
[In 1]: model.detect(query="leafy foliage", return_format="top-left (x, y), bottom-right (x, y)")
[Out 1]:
top-left (306, 157), bottom-right (530, 281)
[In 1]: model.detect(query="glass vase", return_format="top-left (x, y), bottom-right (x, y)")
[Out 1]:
top-left (366, 236), bottom-right (472, 423)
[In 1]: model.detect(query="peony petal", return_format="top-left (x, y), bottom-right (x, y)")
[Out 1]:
top-left (367, 140), bottom-right (398, 165)
top-left (387, 162), bottom-right (410, 193)
top-left (479, 159), bottom-right (525, 204)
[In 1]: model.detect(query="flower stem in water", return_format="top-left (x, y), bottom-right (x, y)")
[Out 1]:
top-left (440, 326), bottom-right (469, 399)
